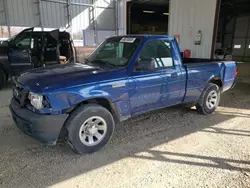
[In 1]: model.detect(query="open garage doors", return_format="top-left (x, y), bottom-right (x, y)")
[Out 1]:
top-left (233, 15), bottom-right (250, 62)
top-left (215, 0), bottom-right (250, 62)
top-left (127, 0), bottom-right (169, 35)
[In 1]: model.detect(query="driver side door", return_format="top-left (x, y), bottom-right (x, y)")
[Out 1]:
top-left (8, 28), bottom-right (34, 75)
top-left (129, 39), bottom-right (167, 115)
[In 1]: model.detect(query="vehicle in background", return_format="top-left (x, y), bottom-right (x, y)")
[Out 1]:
top-left (10, 35), bottom-right (238, 154)
top-left (214, 48), bottom-right (233, 61)
top-left (0, 28), bottom-right (76, 89)
top-left (0, 38), bottom-right (9, 44)
top-left (0, 38), bottom-right (10, 89)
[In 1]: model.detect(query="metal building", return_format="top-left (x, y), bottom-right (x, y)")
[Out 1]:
top-left (168, 0), bottom-right (217, 58)
top-left (122, 0), bottom-right (218, 58)
top-left (0, 0), bottom-right (118, 46)
top-left (0, 0), bottom-right (219, 58)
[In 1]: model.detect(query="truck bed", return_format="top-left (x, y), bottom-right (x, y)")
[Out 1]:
top-left (182, 58), bottom-right (237, 103)
top-left (183, 58), bottom-right (222, 67)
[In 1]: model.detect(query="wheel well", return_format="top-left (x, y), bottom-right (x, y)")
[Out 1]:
top-left (80, 98), bottom-right (120, 122)
top-left (209, 78), bottom-right (223, 88)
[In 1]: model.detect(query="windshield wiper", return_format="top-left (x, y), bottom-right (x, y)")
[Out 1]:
top-left (88, 59), bottom-right (115, 69)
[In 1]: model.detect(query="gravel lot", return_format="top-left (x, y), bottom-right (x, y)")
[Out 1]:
top-left (0, 64), bottom-right (250, 188)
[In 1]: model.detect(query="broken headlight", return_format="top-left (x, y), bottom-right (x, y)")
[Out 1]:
top-left (28, 92), bottom-right (44, 109)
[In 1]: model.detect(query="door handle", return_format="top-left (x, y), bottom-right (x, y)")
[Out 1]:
top-left (171, 73), bottom-right (178, 78)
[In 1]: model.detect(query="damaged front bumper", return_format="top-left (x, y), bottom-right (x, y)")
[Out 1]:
top-left (10, 98), bottom-right (69, 145)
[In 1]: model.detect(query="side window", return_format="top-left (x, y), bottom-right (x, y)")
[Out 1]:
top-left (12, 32), bottom-right (31, 50)
top-left (16, 38), bottom-right (30, 48)
top-left (139, 40), bottom-right (174, 69)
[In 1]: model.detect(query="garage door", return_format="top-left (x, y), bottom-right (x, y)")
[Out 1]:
top-left (233, 15), bottom-right (250, 62)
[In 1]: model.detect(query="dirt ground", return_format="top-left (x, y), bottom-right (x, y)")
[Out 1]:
top-left (0, 64), bottom-right (250, 188)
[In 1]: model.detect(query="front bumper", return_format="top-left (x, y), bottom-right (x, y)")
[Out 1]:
top-left (10, 99), bottom-right (69, 145)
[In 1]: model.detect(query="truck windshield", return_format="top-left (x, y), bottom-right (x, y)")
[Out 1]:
top-left (86, 37), bottom-right (142, 68)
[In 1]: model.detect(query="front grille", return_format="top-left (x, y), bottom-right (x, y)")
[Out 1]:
top-left (13, 85), bottom-right (29, 107)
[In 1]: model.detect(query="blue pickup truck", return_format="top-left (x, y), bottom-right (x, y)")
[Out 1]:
top-left (10, 35), bottom-right (238, 154)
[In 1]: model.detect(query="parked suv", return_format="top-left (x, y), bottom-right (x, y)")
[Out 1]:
top-left (0, 28), bottom-right (76, 89)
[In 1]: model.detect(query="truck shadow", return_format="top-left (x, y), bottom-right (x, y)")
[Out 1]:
top-left (8, 103), bottom-right (249, 187)
top-left (131, 150), bottom-right (250, 172)
top-left (42, 106), bottom-right (249, 187)
top-left (200, 127), bottom-right (250, 137)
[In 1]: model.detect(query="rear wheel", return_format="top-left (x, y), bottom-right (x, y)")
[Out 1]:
top-left (65, 104), bottom-right (115, 154)
top-left (0, 69), bottom-right (7, 90)
top-left (196, 83), bottom-right (221, 115)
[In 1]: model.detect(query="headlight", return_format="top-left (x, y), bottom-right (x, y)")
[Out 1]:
top-left (28, 92), bottom-right (44, 109)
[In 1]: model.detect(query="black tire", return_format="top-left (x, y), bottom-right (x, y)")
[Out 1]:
top-left (5, 73), bottom-right (9, 83)
top-left (65, 104), bottom-right (115, 154)
top-left (196, 83), bottom-right (221, 115)
top-left (0, 69), bottom-right (7, 90)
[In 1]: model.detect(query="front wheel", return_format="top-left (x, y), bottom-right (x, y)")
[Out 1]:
top-left (65, 104), bottom-right (115, 154)
top-left (196, 83), bottom-right (221, 115)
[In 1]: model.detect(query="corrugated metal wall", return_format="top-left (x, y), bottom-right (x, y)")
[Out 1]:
top-left (0, 0), bottom-right (117, 45)
top-left (41, 0), bottom-right (68, 28)
top-left (2, 0), bottom-right (39, 27)
top-left (0, 0), bottom-right (5, 25)
top-left (71, 0), bottom-right (93, 30)
top-left (168, 0), bottom-right (217, 58)
top-left (1, 0), bottom-right (218, 51)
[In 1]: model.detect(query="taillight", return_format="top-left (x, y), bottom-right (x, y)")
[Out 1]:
top-left (234, 66), bottom-right (239, 78)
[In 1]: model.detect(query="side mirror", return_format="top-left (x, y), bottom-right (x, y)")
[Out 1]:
top-left (135, 59), bottom-right (156, 72)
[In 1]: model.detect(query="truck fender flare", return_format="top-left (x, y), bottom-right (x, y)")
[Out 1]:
top-left (67, 96), bottom-right (121, 123)
top-left (208, 77), bottom-right (223, 88)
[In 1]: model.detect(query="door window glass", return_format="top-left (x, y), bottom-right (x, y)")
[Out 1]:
top-left (11, 32), bottom-right (31, 50)
top-left (16, 38), bottom-right (30, 48)
top-left (139, 40), bottom-right (174, 69)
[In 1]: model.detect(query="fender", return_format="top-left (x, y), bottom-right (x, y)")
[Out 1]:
top-left (43, 89), bottom-right (130, 122)
top-left (208, 76), bottom-right (223, 88)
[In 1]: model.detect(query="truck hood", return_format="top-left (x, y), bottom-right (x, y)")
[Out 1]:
top-left (17, 63), bottom-right (114, 93)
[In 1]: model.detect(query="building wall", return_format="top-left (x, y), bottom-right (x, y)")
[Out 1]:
top-left (1, 0), bottom-right (217, 54)
top-left (0, 0), bottom-right (117, 46)
top-left (0, 0), bottom-right (5, 26)
top-left (119, 0), bottom-right (217, 58)
top-left (0, 0), bottom-right (39, 27)
top-left (168, 0), bottom-right (217, 58)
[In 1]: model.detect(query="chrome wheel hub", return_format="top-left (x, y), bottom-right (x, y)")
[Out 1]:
top-left (79, 116), bottom-right (107, 146)
top-left (206, 91), bottom-right (218, 109)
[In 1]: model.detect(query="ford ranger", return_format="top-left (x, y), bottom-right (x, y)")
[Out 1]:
top-left (9, 35), bottom-right (238, 154)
